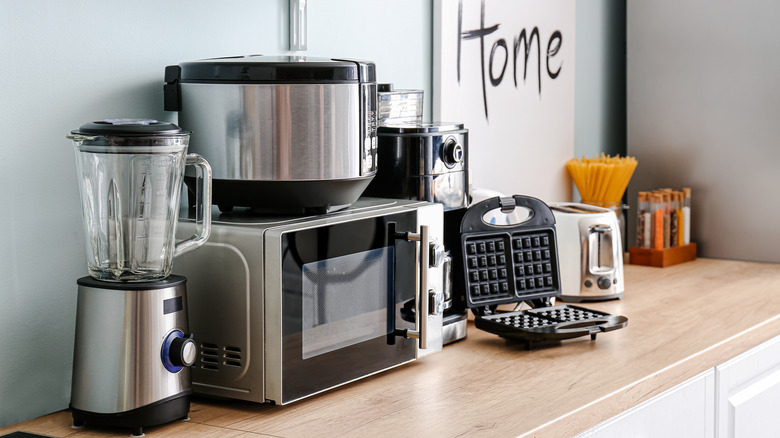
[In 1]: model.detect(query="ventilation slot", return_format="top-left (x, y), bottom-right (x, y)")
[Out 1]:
top-left (200, 343), bottom-right (220, 371)
top-left (223, 346), bottom-right (243, 368)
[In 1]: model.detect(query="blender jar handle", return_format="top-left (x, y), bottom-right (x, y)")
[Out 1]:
top-left (175, 153), bottom-right (212, 258)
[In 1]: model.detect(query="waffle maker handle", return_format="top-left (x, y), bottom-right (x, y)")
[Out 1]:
top-left (460, 195), bottom-right (556, 233)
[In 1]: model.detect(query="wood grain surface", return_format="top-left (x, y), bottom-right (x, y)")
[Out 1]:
top-left (3, 258), bottom-right (780, 438)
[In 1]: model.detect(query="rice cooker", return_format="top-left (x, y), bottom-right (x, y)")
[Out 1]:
top-left (164, 55), bottom-right (377, 214)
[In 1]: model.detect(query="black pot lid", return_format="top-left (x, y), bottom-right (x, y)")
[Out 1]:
top-left (72, 119), bottom-right (186, 136)
top-left (169, 55), bottom-right (376, 84)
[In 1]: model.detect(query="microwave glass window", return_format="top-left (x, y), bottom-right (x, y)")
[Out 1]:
top-left (301, 246), bottom-right (394, 359)
top-left (280, 212), bottom-right (417, 403)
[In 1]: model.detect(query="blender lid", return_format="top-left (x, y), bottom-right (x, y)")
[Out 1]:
top-left (169, 55), bottom-right (376, 84)
top-left (72, 119), bottom-right (186, 136)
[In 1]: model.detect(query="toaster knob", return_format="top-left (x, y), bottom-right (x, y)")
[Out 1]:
top-left (597, 276), bottom-right (612, 290)
top-left (441, 138), bottom-right (464, 167)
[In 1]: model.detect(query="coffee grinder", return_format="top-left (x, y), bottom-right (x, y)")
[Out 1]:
top-left (67, 120), bottom-right (212, 436)
top-left (365, 122), bottom-right (470, 343)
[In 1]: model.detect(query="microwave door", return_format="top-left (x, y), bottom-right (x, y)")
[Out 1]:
top-left (273, 212), bottom-right (419, 404)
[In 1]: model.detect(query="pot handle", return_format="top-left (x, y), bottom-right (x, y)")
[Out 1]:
top-left (174, 153), bottom-right (212, 258)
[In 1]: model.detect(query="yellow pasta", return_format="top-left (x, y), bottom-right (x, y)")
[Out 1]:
top-left (566, 154), bottom-right (637, 205)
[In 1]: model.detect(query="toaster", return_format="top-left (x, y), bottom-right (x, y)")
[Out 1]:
top-left (549, 202), bottom-right (624, 301)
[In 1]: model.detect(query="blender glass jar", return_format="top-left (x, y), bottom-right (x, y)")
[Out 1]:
top-left (68, 119), bottom-right (211, 281)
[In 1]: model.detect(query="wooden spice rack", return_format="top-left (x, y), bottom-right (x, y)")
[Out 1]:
top-left (629, 243), bottom-right (697, 267)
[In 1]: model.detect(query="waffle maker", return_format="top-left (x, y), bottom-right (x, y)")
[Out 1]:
top-left (454, 195), bottom-right (627, 349)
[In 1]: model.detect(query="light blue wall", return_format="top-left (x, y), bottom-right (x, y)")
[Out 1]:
top-left (0, 0), bottom-right (620, 426)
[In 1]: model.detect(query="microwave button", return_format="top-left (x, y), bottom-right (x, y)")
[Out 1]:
top-left (429, 289), bottom-right (444, 315)
top-left (429, 241), bottom-right (445, 267)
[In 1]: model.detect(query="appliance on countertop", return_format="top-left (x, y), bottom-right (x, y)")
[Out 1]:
top-left (67, 119), bottom-right (212, 436)
top-left (365, 122), bottom-right (469, 211)
top-left (174, 197), bottom-right (445, 404)
top-left (164, 55), bottom-right (378, 215)
top-left (364, 122), bottom-right (470, 344)
top-left (550, 202), bottom-right (624, 302)
top-left (453, 195), bottom-right (627, 349)
top-left (377, 83), bottom-right (424, 126)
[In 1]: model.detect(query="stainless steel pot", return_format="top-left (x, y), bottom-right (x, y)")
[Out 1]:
top-left (164, 55), bottom-right (377, 214)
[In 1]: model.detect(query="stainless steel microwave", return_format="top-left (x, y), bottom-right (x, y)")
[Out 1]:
top-left (175, 198), bottom-right (444, 404)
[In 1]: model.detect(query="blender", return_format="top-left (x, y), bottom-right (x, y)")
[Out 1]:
top-left (67, 119), bottom-right (211, 436)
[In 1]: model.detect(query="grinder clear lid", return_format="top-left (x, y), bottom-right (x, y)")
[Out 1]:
top-left (378, 122), bottom-right (466, 135)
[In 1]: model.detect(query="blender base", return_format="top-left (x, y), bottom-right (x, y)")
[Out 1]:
top-left (71, 390), bottom-right (191, 437)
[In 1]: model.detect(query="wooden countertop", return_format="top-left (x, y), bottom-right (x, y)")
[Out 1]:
top-left (5, 258), bottom-right (780, 438)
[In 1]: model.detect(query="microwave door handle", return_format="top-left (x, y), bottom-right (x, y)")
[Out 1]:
top-left (405, 225), bottom-right (429, 349)
top-left (391, 225), bottom-right (430, 350)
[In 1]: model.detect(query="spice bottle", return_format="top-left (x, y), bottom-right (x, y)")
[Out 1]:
top-left (683, 188), bottom-right (691, 245)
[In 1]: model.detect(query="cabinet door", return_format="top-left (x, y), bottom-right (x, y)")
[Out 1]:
top-left (716, 335), bottom-right (780, 438)
top-left (577, 370), bottom-right (715, 438)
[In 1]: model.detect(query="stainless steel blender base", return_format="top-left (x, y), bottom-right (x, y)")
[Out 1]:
top-left (70, 276), bottom-right (193, 434)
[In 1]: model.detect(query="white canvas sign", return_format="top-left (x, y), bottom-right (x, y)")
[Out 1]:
top-left (434, 0), bottom-right (576, 202)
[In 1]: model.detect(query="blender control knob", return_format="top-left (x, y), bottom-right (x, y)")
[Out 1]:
top-left (597, 276), bottom-right (612, 290)
top-left (170, 334), bottom-right (197, 367)
top-left (441, 138), bottom-right (464, 167)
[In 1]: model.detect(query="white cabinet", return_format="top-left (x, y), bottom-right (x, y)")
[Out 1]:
top-left (575, 370), bottom-right (715, 438)
top-left (578, 334), bottom-right (780, 438)
top-left (716, 335), bottom-right (780, 438)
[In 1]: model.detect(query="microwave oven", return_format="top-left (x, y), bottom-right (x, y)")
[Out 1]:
top-left (175, 198), bottom-right (444, 404)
